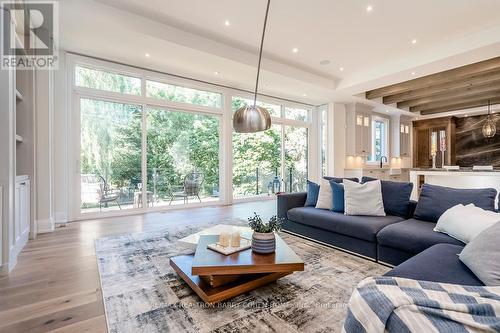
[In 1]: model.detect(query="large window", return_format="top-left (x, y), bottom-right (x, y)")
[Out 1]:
top-left (369, 117), bottom-right (389, 162)
top-left (76, 66), bottom-right (141, 95)
top-left (147, 108), bottom-right (220, 206)
top-left (285, 126), bottom-right (308, 192)
top-left (80, 98), bottom-right (142, 213)
top-left (146, 80), bottom-right (222, 108)
top-left (231, 97), bottom-right (309, 198)
top-left (73, 58), bottom-right (313, 217)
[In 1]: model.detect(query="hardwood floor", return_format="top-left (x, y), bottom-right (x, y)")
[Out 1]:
top-left (0, 200), bottom-right (276, 333)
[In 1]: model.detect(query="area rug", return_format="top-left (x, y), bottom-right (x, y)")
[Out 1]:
top-left (95, 219), bottom-right (389, 333)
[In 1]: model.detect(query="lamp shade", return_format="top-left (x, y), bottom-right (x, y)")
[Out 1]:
top-left (482, 117), bottom-right (497, 138)
top-left (233, 105), bottom-right (271, 133)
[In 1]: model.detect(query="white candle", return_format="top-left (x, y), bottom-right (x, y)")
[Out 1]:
top-left (219, 232), bottom-right (230, 247)
top-left (231, 231), bottom-right (241, 247)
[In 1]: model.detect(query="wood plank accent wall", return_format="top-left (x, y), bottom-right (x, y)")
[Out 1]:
top-left (455, 114), bottom-right (500, 166)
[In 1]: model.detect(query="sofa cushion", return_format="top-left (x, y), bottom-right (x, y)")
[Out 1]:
top-left (287, 207), bottom-right (404, 242)
top-left (362, 177), bottom-right (414, 218)
top-left (315, 178), bottom-right (333, 210)
top-left (385, 244), bottom-right (483, 286)
top-left (459, 222), bottom-right (500, 286)
top-left (304, 180), bottom-right (320, 207)
top-left (414, 184), bottom-right (497, 223)
top-left (330, 181), bottom-right (345, 213)
top-left (377, 218), bottom-right (464, 254)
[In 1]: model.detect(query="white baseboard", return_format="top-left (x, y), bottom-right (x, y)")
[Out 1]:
top-left (54, 211), bottom-right (69, 224)
top-left (37, 218), bottom-right (55, 233)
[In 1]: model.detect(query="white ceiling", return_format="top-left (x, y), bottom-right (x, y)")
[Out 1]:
top-left (59, 0), bottom-right (500, 110)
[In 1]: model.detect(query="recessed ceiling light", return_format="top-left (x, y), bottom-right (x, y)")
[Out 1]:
top-left (339, 67), bottom-right (344, 72)
top-left (292, 47), bottom-right (299, 53)
top-left (320, 59), bottom-right (330, 65)
top-left (302, 93), bottom-right (307, 97)
top-left (214, 71), bottom-right (220, 75)
top-left (411, 72), bottom-right (416, 75)
top-left (145, 53), bottom-right (150, 57)
top-left (386, 110), bottom-right (390, 113)
top-left (224, 20), bottom-right (230, 26)
top-left (412, 39), bottom-right (417, 44)
top-left (366, 5), bottom-right (373, 12)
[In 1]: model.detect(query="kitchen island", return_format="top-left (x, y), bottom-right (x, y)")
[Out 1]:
top-left (409, 168), bottom-right (500, 206)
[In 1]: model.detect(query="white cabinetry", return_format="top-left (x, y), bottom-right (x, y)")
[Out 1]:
top-left (13, 176), bottom-right (30, 262)
top-left (346, 104), bottom-right (373, 156)
top-left (400, 120), bottom-right (411, 157)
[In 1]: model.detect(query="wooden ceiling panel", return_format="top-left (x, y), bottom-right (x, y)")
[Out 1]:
top-left (397, 82), bottom-right (500, 108)
top-left (383, 70), bottom-right (500, 104)
top-left (366, 56), bottom-right (500, 115)
top-left (420, 96), bottom-right (500, 115)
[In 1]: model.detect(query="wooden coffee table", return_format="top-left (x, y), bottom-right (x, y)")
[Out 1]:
top-left (170, 234), bottom-right (304, 304)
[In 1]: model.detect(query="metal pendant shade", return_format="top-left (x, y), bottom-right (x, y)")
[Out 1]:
top-left (233, 0), bottom-right (272, 133)
top-left (482, 100), bottom-right (497, 138)
top-left (233, 105), bottom-right (271, 133)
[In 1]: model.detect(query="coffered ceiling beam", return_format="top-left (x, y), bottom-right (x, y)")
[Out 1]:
top-left (383, 70), bottom-right (500, 104)
top-left (410, 90), bottom-right (500, 112)
top-left (397, 82), bottom-right (500, 108)
top-left (366, 56), bottom-right (500, 99)
top-left (420, 96), bottom-right (500, 115)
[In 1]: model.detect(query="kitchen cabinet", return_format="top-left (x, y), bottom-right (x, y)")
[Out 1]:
top-left (13, 176), bottom-right (30, 263)
top-left (400, 121), bottom-right (411, 157)
top-left (347, 108), bottom-right (372, 156)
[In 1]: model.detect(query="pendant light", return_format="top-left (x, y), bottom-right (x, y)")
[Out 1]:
top-left (233, 0), bottom-right (272, 133)
top-left (482, 100), bottom-right (496, 138)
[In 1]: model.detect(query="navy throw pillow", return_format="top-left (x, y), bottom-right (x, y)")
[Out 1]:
top-left (304, 180), bottom-right (320, 207)
top-left (330, 181), bottom-right (345, 212)
top-left (324, 177), bottom-right (359, 183)
top-left (362, 177), bottom-right (414, 218)
top-left (414, 184), bottom-right (497, 223)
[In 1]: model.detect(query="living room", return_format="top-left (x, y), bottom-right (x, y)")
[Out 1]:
top-left (0, 0), bottom-right (499, 332)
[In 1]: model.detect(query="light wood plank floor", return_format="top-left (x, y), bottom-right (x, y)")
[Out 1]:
top-left (0, 200), bottom-right (276, 333)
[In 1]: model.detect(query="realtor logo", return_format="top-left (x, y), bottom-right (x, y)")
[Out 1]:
top-left (1, 1), bottom-right (58, 70)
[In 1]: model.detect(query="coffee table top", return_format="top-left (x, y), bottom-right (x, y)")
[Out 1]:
top-left (191, 234), bottom-right (304, 275)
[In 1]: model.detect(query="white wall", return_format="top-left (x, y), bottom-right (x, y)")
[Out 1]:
top-left (34, 70), bottom-right (55, 233)
top-left (327, 103), bottom-right (346, 177)
top-left (52, 52), bottom-right (70, 224)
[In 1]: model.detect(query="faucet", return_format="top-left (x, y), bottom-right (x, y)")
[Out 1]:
top-left (380, 156), bottom-right (388, 168)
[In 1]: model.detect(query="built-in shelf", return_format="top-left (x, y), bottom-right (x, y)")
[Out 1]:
top-left (16, 89), bottom-right (23, 101)
top-left (16, 134), bottom-right (23, 143)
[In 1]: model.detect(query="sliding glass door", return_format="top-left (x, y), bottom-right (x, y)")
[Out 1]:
top-left (80, 98), bottom-right (142, 213)
top-left (146, 107), bottom-right (220, 207)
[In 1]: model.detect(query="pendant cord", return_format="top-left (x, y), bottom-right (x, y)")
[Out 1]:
top-left (253, 0), bottom-right (271, 107)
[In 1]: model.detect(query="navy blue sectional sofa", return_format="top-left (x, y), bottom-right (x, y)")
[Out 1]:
top-left (277, 181), bottom-right (498, 286)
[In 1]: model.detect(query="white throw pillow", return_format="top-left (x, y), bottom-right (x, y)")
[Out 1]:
top-left (315, 178), bottom-right (333, 210)
top-left (434, 203), bottom-right (500, 243)
top-left (343, 179), bottom-right (385, 216)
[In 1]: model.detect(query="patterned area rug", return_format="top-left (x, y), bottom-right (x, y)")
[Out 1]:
top-left (95, 219), bottom-right (388, 333)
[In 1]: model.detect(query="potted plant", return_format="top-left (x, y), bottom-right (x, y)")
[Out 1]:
top-left (248, 213), bottom-right (284, 254)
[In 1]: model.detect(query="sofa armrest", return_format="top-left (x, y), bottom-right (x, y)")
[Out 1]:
top-left (277, 192), bottom-right (307, 218)
top-left (407, 200), bottom-right (418, 218)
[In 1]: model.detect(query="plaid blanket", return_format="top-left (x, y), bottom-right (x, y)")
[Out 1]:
top-left (343, 277), bottom-right (500, 333)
